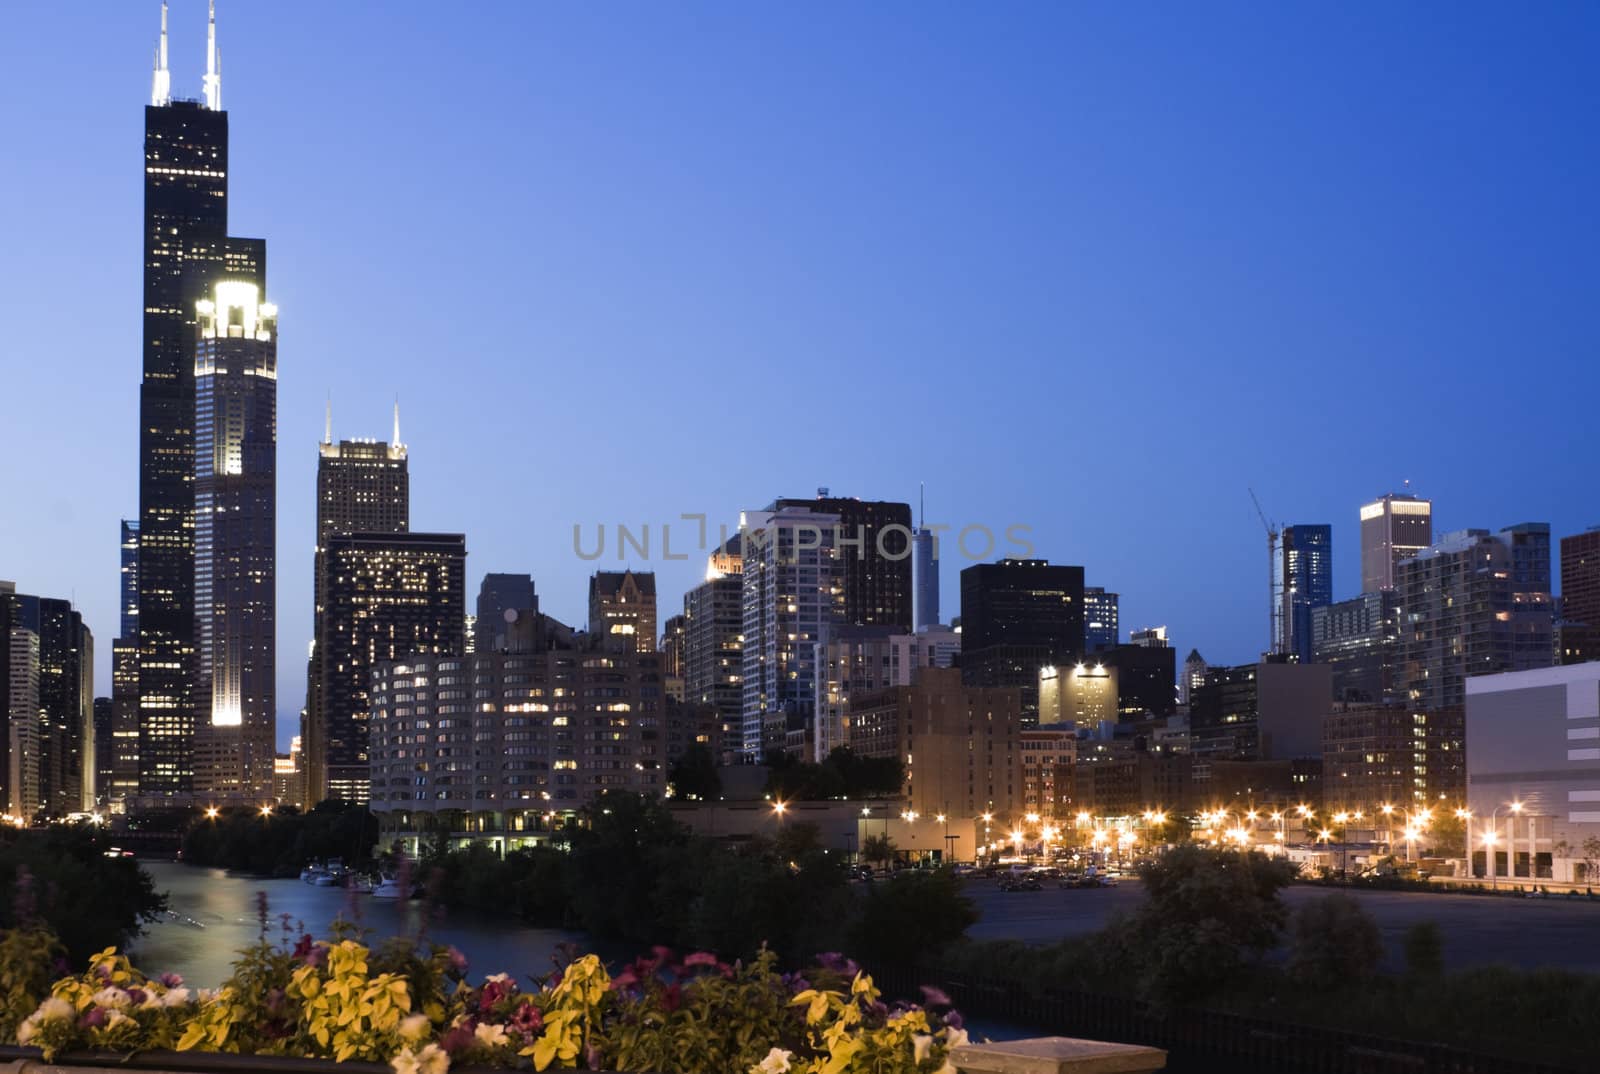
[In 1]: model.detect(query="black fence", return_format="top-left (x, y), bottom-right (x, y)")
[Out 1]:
top-left (872, 967), bottom-right (1585, 1074)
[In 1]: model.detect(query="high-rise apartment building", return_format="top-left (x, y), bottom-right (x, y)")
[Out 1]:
top-left (138, 5), bottom-right (266, 794)
top-left (773, 494), bottom-right (912, 630)
top-left (958, 559), bottom-right (1085, 721)
top-left (110, 522), bottom-right (140, 802)
top-left (1271, 524), bottom-right (1332, 663)
top-left (1558, 527), bottom-right (1600, 666)
top-left (1312, 591), bottom-right (1400, 703)
top-left (1361, 492), bottom-right (1433, 594)
top-left (315, 532), bottom-right (465, 803)
top-left (684, 537), bottom-right (745, 763)
top-left (368, 632), bottom-right (665, 855)
top-left (1322, 702), bottom-right (1464, 812)
top-left (192, 282), bottom-right (278, 799)
top-left (1083, 587), bottom-right (1119, 653)
top-left (1038, 662), bottom-right (1118, 730)
top-left (1189, 661), bottom-right (1331, 761)
top-left (0, 585), bottom-right (93, 815)
top-left (1396, 525), bottom-right (1555, 711)
top-left (303, 418), bottom-right (410, 803)
top-left (913, 527), bottom-right (940, 632)
top-left (473, 574), bottom-right (537, 654)
top-left (741, 505), bottom-right (843, 759)
top-left (811, 624), bottom-right (961, 762)
top-left (660, 614), bottom-right (687, 702)
top-left (848, 667), bottom-right (1022, 821)
top-left (589, 571), bottom-right (657, 654)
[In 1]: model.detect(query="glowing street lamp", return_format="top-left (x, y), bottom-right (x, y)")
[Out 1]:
top-left (259, 804), bottom-right (273, 818)
top-left (205, 806), bottom-right (220, 820)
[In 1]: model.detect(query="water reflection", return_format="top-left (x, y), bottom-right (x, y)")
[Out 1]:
top-left (134, 861), bottom-right (594, 986)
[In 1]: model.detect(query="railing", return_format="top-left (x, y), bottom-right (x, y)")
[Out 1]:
top-left (870, 967), bottom-right (1585, 1074)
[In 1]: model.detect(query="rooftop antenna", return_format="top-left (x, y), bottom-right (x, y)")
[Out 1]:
top-left (202, 0), bottom-right (221, 111)
top-left (392, 396), bottom-right (402, 448)
top-left (919, 482), bottom-right (925, 529)
top-left (323, 394), bottom-right (332, 445)
top-left (151, 2), bottom-right (171, 106)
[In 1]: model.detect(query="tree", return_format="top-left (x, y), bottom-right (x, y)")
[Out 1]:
top-left (849, 868), bottom-right (977, 970)
top-left (667, 744), bottom-right (723, 801)
top-left (1286, 894), bottom-right (1382, 988)
top-left (1100, 846), bottom-right (1297, 1003)
top-left (0, 829), bottom-right (167, 965)
top-left (1581, 837), bottom-right (1600, 884)
top-left (861, 833), bottom-right (896, 869)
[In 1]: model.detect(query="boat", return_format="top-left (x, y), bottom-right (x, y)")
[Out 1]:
top-left (344, 872), bottom-right (376, 895)
top-left (300, 865), bottom-right (328, 884)
top-left (371, 875), bottom-right (408, 899)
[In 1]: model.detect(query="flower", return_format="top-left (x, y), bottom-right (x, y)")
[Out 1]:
top-left (473, 1022), bottom-right (510, 1049)
top-left (752, 1046), bottom-right (794, 1074)
top-left (509, 1000), bottom-right (543, 1037)
top-left (159, 973), bottom-right (184, 988)
top-left (682, 951), bottom-right (720, 969)
top-left (945, 1028), bottom-right (970, 1049)
top-left (80, 1007), bottom-right (108, 1029)
top-left (399, 1013), bottom-right (431, 1043)
top-left (91, 987), bottom-right (132, 1010)
top-left (36, 997), bottom-right (75, 1023)
top-left (913, 1034), bottom-right (934, 1062)
top-left (919, 985), bottom-right (952, 1008)
top-left (392, 1043), bottom-right (450, 1074)
top-left (446, 946), bottom-right (468, 973)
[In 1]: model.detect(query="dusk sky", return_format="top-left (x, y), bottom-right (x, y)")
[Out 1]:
top-left (1, 3), bottom-right (1596, 749)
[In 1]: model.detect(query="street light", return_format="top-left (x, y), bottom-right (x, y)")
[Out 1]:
top-left (259, 804), bottom-right (272, 818)
top-left (1482, 829), bottom-right (1501, 890)
top-left (205, 806), bottom-right (220, 820)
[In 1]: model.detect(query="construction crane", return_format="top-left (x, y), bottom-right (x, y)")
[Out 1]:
top-left (1249, 488), bottom-right (1279, 656)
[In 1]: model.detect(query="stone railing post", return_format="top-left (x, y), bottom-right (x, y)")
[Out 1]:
top-left (952, 1036), bottom-right (1166, 1074)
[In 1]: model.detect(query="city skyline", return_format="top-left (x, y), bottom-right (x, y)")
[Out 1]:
top-left (2, 4), bottom-right (1597, 751)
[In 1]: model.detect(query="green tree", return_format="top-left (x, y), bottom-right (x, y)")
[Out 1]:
top-left (1102, 846), bottom-right (1297, 1003)
top-left (667, 744), bottom-right (723, 801)
top-left (860, 833), bottom-right (896, 869)
top-left (0, 829), bottom-right (166, 965)
top-left (1286, 893), bottom-right (1383, 988)
top-left (848, 868), bottom-right (977, 970)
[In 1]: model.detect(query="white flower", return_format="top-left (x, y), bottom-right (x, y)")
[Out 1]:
top-left (473, 1022), bottom-right (509, 1048)
top-left (944, 1028), bottom-right (969, 1049)
top-left (196, 988), bottom-right (220, 1003)
top-left (16, 1017), bottom-right (39, 1044)
top-left (91, 988), bottom-right (132, 1010)
top-left (104, 1010), bottom-right (134, 1031)
top-left (752, 1047), bottom-right (793, 1074)
top-left (37, 997), bottom-right (75, 1023)
top-left (392, 1046), bottom-right (422, 1074)
top-left (485, 973), bottom-right (513, 985)
top-left (416, 1043), bottom-right (450, 1074)
top-left (399, 1013), bottom-right (431, 1042)
top-left (936, 1062), bottom-right (957, 1074)
top-left (161, 987), bottom-right (194, 1008)
top-left (913, 1034), bottom-right (934, 1063)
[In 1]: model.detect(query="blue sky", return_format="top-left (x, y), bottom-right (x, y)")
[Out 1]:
top-left (1, 3), bottom-right (1596, 749)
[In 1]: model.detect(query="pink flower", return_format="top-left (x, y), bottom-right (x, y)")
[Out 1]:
top-left (159, 973), bottom-right (184, 988)
top-left (447, 946), bottom-right (469, 973)
top-left (510, 1000), bottom-right (543, 1037)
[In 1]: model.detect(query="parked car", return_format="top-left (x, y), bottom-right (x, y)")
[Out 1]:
top-left (999, 874), bottom-right (1042, 892)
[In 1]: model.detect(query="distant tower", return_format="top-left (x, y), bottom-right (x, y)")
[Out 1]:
top-left (303, 407), bottom-right (411, 804)
top-left (1083, 587), bottom-right (1120, 652)
top-left (1180, 649), bottom-right (1207, 709)
top-left (1360, 491), bottom-right (1433, 593)
top-left (192, 282), bottom-right (278, 800)
top-left (589, 571), bottom-right (658, 654)
top-left (912, 486), bottom-right (940, 630)
top-left (1272, 524), bottom-right (1332, 662)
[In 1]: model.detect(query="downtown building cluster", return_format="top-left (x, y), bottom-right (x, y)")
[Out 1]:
top-left (6, 9), bottom-right (1600, 893)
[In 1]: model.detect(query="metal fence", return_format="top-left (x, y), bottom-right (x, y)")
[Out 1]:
top-left (871, 967), bottom-right (1585, 1074)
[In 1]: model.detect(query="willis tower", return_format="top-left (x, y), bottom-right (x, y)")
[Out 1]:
top-left (138, 2), bottom-right (267, 794)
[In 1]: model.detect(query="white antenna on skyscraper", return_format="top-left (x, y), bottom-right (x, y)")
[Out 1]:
top-left (151, 2), bottom-right (171, 106)
top-left (392, 396), bottom-right (402, 448)
top-left (202, 0), bottom-right (221, 111)
top-left (324, 395), bottom-right (333, 445)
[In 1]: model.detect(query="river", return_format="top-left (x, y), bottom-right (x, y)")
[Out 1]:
top-left (132, 861), bottom-right (596, 986)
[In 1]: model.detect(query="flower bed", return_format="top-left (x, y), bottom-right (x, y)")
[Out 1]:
top-left (12, 931), bottom-right (966, 1074)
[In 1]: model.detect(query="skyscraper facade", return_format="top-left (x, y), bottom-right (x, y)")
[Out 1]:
top-left (741, 504), bottom-right (843, 759)
top-left (303, 423), bottom-right (410, 803)
top-left (473, 574), bottom-right (536, 655)
top-left (958, 559), bottom-right (1085, 721)
top-left (912, 526), bottom-right (940, 631)
top-left (192, 283), bottom-right (277, 799)
top-left (684, 537), bottom-right (745, 763)
top-left (1083, 587), bottom-right (1119, 652)
top-left (1396, 525), bottom-right (1555, 711)
top-left (1271, 524), bottom-right (1332, 663)
top-left (138, 5), bottom-right (264, 795)
top-left (773, 495), bottom-right (912, 630)
top-left (0, 585), bottom-right (94, 815)
top-left (1312, 591), bottom-right (1400, 703)
top-left (588, 571), bottom-right (658, 654)
top-left (110, 522), bottom-right (140, 804)
top-left (316, 532), bottom-right (465, 803)
top-left (1559, 527), bottom-right (1600, 666)
top-left (1360, 492), bottom-right (1433, 594)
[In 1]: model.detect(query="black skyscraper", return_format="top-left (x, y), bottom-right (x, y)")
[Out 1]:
top-left (138, 7), bottom-right (264, 794)
top-left (958, 559), bottom-right (1085, 721)
top-left (773, 495), bottom-right (913, 630)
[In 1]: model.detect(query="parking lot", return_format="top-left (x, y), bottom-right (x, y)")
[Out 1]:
top-left (963, 875), bottom-right (1600, 973)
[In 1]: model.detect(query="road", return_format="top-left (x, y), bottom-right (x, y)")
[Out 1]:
top-left (964, 878), bottom-right (1600, 974)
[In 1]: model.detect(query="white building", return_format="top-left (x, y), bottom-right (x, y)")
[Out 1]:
top-left (813, 623), bottom-right (962, 761)
top-left (1465, 662), bottom-right (1600, 884)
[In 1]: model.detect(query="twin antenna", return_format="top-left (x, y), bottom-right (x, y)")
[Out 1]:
top-left (151, 1), bottom-right (221, 110)
top-left (323, 396), bottom-right (404, 449)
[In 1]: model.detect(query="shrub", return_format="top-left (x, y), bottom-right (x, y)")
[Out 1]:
top-left (1402, 921), bottom-right (1444, 978)
top-left (1286, 894), bottom-right (1382, 988)
top-left (849, 869), bottom-right (978, 970)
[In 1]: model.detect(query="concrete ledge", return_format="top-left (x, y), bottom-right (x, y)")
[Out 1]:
top-left (953, 1036), bottom-right (1167, 1074)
